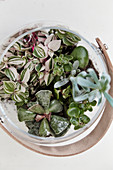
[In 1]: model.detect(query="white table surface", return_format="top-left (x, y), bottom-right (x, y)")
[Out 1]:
top-left (0, 0), bottom-right (113, 170)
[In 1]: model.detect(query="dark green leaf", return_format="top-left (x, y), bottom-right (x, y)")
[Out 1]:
top-left (50, 115), bottom-right (70, 136)
top-left (35, 90), bottom-right (52, 110)
top-left (64, 62), bottom-right (73, 72)
top-left (49, 100), bottom-right (63, 113)
top-left (74, 124), bottom-right (85, 130)
top-left (70, 117), bottom-right (79, 126)
top-left (67, 107), bottom-right (80, 118)
top-left (18, 108), bottom-right (36, 122)
top-left (39, 118), bottom-right (51, 137)
top-left (69, 102), bottom-right (78, 108)
top-left (80, 114), bottom-right (90, 124)
top-left (25, 121), bottom-right (40, 136)
top-left (71, 46), bottom-right (89, 69)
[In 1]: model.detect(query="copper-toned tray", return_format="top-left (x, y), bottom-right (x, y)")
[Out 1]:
top-left (0, 38), bottom-right (113, 157)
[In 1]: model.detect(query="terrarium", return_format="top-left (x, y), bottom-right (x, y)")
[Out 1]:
top-left (0, 21), bottom-right (113, 156)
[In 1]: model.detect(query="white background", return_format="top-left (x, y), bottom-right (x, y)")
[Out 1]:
top-left (0, 0), bottom-right (113, 170)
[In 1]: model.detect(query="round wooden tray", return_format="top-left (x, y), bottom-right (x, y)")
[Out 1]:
top-left (0, 38), bottom-right (113, 157)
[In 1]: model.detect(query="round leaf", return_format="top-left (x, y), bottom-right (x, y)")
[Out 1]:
top-left (67, 107), bottom-right (80, 118)
top-left (71, 46), bottom-right (89, 69)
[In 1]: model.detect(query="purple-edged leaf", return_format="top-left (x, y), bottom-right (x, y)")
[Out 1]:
top-left (3, 81), bottom-right (15, 94)
top-left (8, 56), bottom-right (26, 66)
top-left (4, 68), bottom-right (16, 81)
top-left (33, 45), bottom-right (46, 58)
top-left (20, 68), bottom-right (30, 83)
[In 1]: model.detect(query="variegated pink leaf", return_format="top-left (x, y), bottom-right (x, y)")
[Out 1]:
top-left (48, 40), bottom-right (61, 51)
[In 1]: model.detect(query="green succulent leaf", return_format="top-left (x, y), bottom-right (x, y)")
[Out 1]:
top-left (74, 124), bottom-right (85, 130)
top-left (80, 114), bottom-right (90, 124)
top-left (25, 121), bottom-right (40, 136)
top-left (35, 90), bottom-right (52, 110)
top-left (54, 78), bottom-right (69, 88)
top-left (18, 108), bottom-right (36, 122)
top-left (71, 46), bottom-right (89, 69)
top-left (28, 104), bottom-right (45, 114)
top-left (64, 62), bottom-right (73, 72)
top-left (54, 89), bottom-right (60, 100)
top-left (33, 45), bottom-right (46, 58)
top-left (67, 107), bottom-right (80, 118)
top-left (69, 102), bottom-right (78, 108)
top-left (62, 85), bottom-right (71, 99)
top-left (50, 115), bottom-right (70, 136)
top-left (70, 117), bottom-right (79, 126)
top-left (39, 118), bottom-right (51, 137)
top-left (49, 100), bottom-right (63, 113)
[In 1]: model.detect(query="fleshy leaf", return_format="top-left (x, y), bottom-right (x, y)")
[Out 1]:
top-left (71, 46), bottom-right (89, 69)
top-left (18, 108), bottom-right (36, 122)
top-left (67, 107), bottom-right (80, 118)
top-left (103, 92), bottom-right (113, 107)
top-left (39, 118), bottom-right (51, 137)
top-left (28, 104), bottom-right (45, 114)
top-left (80, 115), bottom-right (90, 124)
top-left (49, 100), bottom-right (63, 113)
top-left (50, 115), bottom-right (70, 137)
top-left (54, 78), bottom-right (69, 88)
top-left (25, 121), bottom-right (40, 136)
top-left (35, 90), bottom-right (52, 110)
top-left (77, 76), bottom-right (98, 89)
